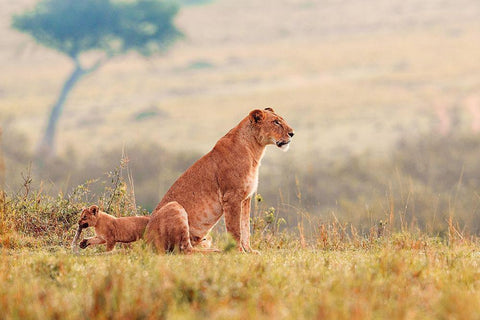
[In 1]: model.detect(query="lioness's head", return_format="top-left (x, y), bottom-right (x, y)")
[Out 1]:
top-left (78, 205), bottom-right (100, 229)
top-left (249, 108), bottom-right (295, 151)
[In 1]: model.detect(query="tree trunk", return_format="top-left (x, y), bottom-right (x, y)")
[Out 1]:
top-left (0, 128), bottom-right (5, 225)
top-left (0, 128), bottom-right (4, 190)
top-left (37, 62), bottom-right (85, 157)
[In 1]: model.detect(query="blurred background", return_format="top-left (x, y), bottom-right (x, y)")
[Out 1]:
top-left (1, 0), bottom-right (480, 234)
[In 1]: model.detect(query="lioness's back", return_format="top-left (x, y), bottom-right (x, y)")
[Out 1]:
top-left (157, 151), bottom-right (222, 226)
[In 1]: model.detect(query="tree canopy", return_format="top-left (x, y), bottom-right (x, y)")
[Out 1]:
top-left (12, 0), bottom-right (183, 59)
top-left (12, 0), bottom-right (183, 157)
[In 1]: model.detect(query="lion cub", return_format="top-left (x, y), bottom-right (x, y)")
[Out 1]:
top-left (74, 205), bottom-right (149, 252)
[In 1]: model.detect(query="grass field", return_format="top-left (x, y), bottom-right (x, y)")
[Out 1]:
top-left (2, 235), bottom-right (480, 319)
top-left (1, 173), bottom-right (480, 319)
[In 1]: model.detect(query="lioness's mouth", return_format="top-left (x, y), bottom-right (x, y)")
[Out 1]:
top-left (276, 140), bottom-right (290, 148)
top-left (79, 223), bottom-right (89, 229)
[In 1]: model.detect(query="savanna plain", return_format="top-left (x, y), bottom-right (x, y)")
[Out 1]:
top-left (2, 175), bottom-right (480, 319)
top-left (2, 0), bottom-right (480, 319)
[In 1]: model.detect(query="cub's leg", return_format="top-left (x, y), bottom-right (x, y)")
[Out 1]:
top-left (145, 201), bottom-right (193, 254)
top-left (79, 236), bottom-right (106, 249)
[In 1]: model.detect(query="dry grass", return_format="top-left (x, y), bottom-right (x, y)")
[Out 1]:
top-left (3, 243), bottom-right (480, 319)
top-left (1, 154), bottom-right (480, 319)
top-left (2, 222), bottom-right (480, 319)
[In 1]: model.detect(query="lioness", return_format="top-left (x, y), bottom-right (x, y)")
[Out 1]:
top-left (73, 205), bottom-right (150, 252)
top-left (145, 108), bottom-right (294, 253)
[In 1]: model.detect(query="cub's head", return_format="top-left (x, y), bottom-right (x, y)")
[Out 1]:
top-left (249, 107), bottom-right (295, 151)
top-left (78, 205), bottom-right (100, 229)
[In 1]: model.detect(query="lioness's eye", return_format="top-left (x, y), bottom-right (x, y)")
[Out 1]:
top-left (273, 119), bottom-right (280, 125)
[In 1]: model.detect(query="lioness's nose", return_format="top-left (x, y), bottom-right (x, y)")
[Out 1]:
top-left (288, 132), bottom-right (295, 138)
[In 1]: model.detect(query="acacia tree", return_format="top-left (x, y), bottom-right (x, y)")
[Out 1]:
top-left (12, 0), bottom-right (182, 157)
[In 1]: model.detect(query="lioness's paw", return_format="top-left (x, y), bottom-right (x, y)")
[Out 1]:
top-left (244, 248), bottom-right (261, 255)
top-left (241, 244), bottom-right (261, 254)
top-left (79, 239), bottom-right (89, 249)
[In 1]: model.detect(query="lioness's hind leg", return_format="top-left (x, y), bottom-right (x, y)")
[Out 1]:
top-left (105, 241), bottom-right (116, 252)
top-left (145, 201), bottom-right (193, 254)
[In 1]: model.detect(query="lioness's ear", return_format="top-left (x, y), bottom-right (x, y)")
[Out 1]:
top-left (264, 107), bottom-right (275, 113)
top-left (89, 205), bottom-right (99, 215)
top-left (249, 109), bottom-right (265, 123)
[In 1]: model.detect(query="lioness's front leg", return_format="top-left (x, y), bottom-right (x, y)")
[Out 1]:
top-left (223, 192), bottom-right (243, 252)
top-left (79, 236), bottom-right (106, 249)
top-left (241, 197), bottom-right (258, 253)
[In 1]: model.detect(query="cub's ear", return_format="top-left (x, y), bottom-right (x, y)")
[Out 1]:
top-left (264, 107), bottom-right (275, 113)
top-left (249, 109), bottom-right (265, 123)
top-left (89, 205), bottom-right (99, 215)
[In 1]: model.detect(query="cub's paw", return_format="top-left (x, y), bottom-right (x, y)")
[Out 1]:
top-left (79, 239), bottom-right (89, 249)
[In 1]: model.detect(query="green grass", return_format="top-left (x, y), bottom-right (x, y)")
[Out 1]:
top-left (2, 238), bottom-right (480, 319)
